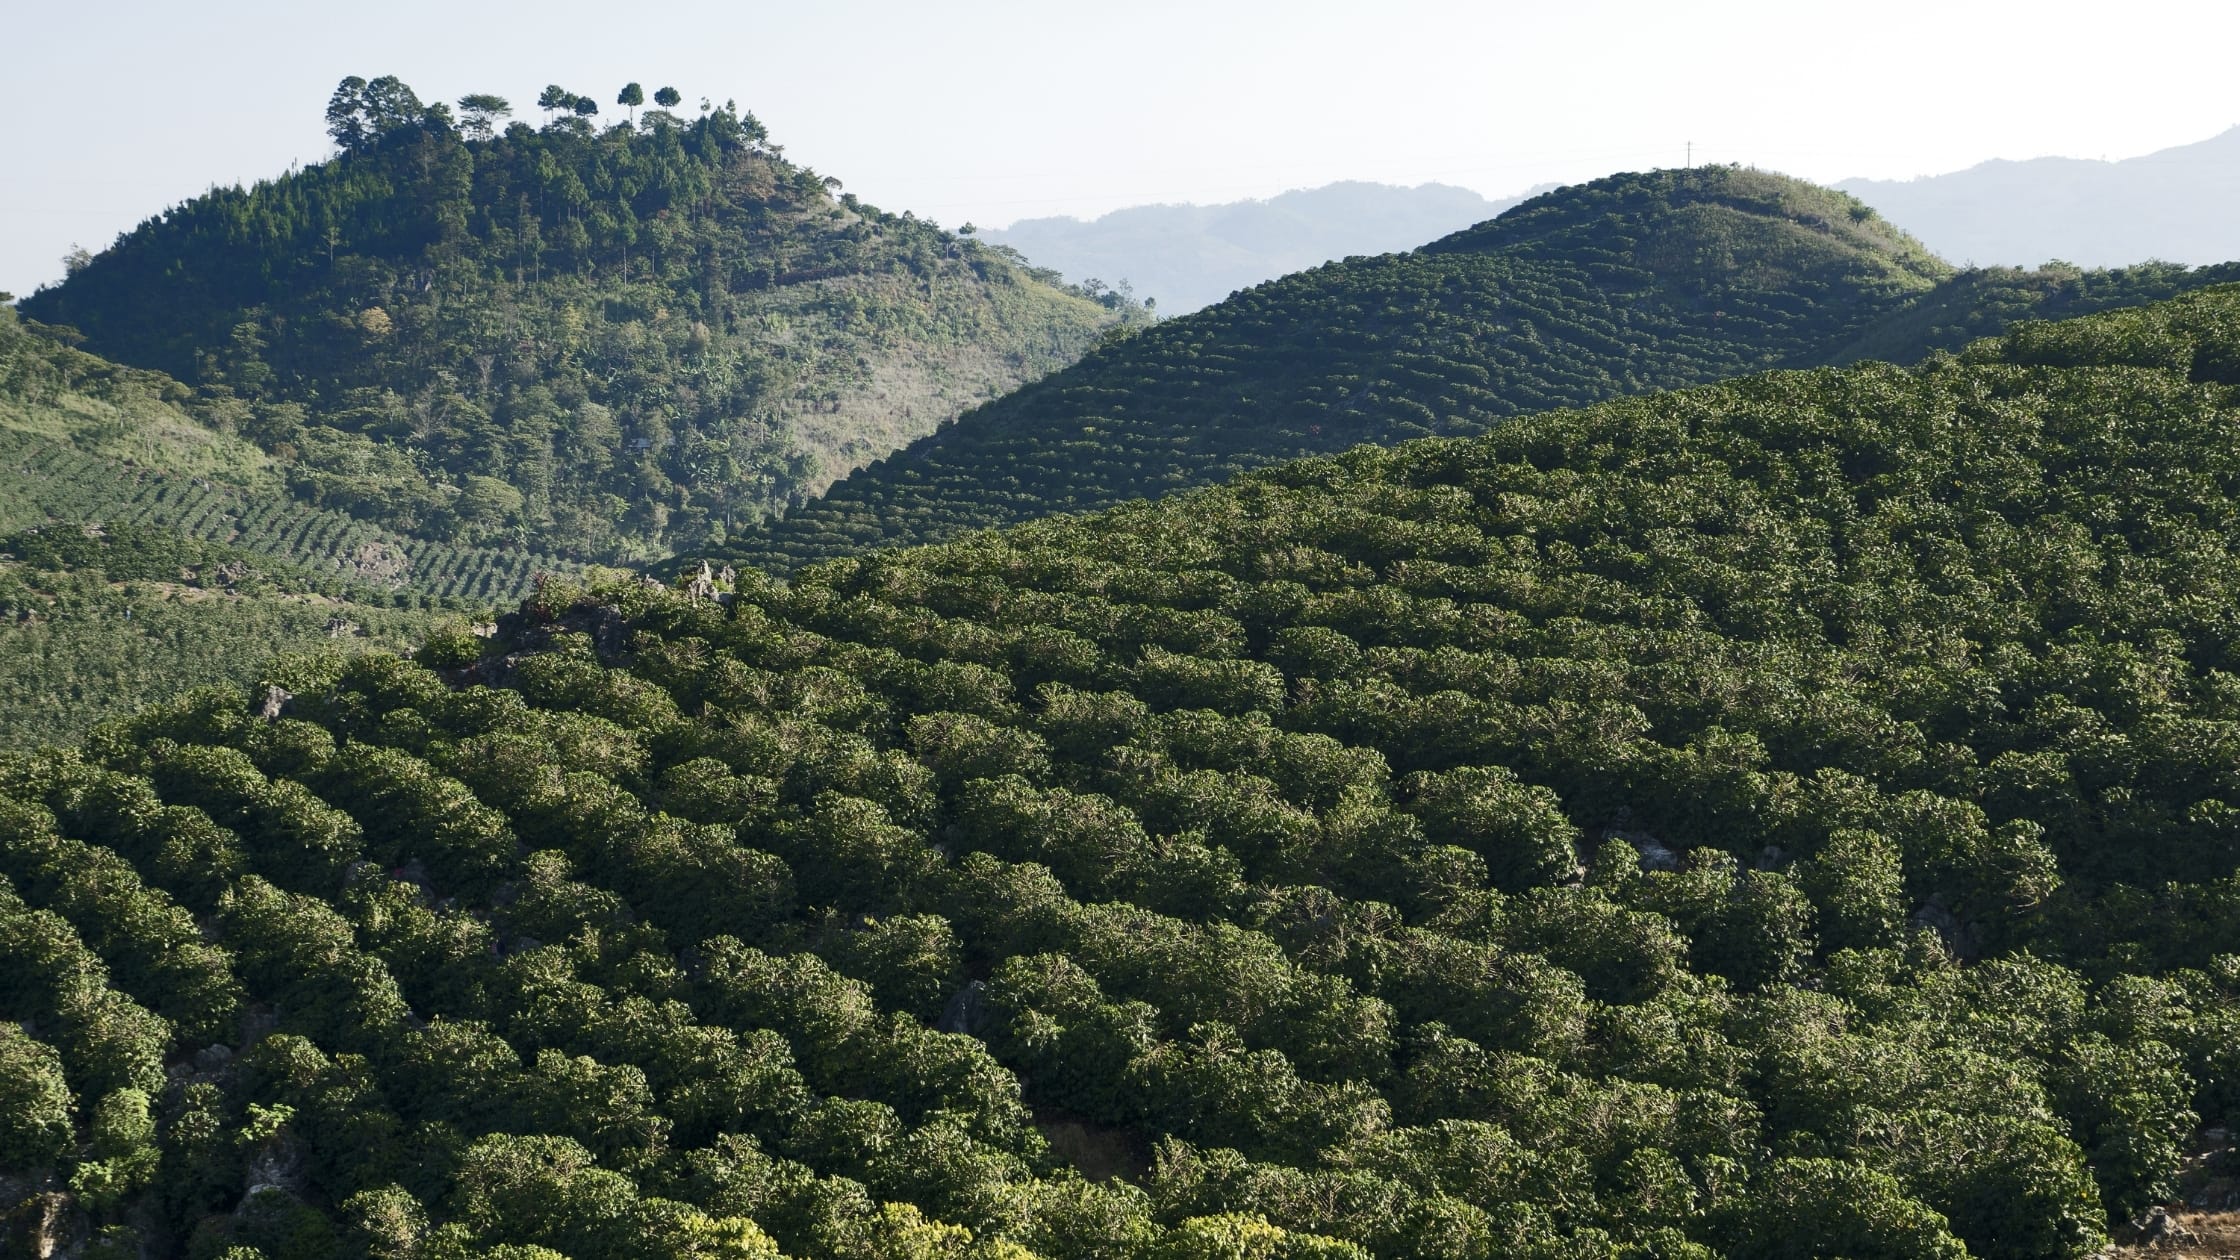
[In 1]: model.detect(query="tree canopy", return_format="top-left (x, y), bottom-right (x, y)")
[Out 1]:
top-left (7, 288), bottom-right (2240, 1256)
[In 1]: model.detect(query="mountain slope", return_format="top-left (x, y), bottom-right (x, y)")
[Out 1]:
top-left (719, 166), bottom-right (2239, 572)
top-left (20, 78), bottom-right (1117, 564)
top-left (1826, 258), bottom-right (2240, 367)
top-left (984, 181), bottom-right (1523, 314)
top-left (9, 289), bottom-right (2240, 1257)
top-left (1840, 126), bottom-right (2240, 269)
top-left (0, 306), bottom-right (576, 746)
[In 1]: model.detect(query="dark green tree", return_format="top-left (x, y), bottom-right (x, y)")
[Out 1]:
top-left (457, 94), bottom-right (512, 141)
top-left (536, 84), bottom-right (574, 122)
top-left (0, 1024), bottom-right (74, 1172)
top-left (359, 75), bottom-right (424, 137)
top-left (325, 76), bottom-right (371, 151)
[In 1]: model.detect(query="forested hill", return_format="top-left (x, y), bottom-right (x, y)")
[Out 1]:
top-left (719, 166), bottom-right (2240, 572)
top-left (19, 77), bottom-right (1122, 565)
top-left (8, 288), bottom-right (2240, 1258)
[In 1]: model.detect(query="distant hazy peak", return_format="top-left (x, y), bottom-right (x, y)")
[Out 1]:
top-left (1003, 180), bottom-right (1499, 229)
top-left (1836, 126), bottom-right (2240, 268)
top-left (983, 180), bottom-right (1527, 313)
top-left (1843, 125), bottom-right (2240, 186)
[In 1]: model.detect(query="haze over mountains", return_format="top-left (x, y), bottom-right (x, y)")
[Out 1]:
top-left (1838, 125), bottom-right (2240, 269)
top-left (975, 128), bottom-right (2240, 324)
top-left (983, 182), bottom-right (1527, 315)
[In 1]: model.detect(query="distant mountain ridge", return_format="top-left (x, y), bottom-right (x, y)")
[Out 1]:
top-left (715, 165), bottom-right (2240, 574)
top-left (1839, 126), bottom-right (2240, 268)
top-left (984, 181), bottom-right (1528, 314)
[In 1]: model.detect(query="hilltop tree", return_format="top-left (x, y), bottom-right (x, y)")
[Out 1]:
top-left (361, 75), bottom-right (425, 136)
top-left (325, 76), bottom-right (371, 151)
top-left (573, 95), bottom-right (600, 119)
top-left (325, 75), bottom-right (431, 152)
top-left (537, 84), bottom-right (574, 123)
top-left (617, 82), bottom-right (644, 124)
top-left (458, 94), bottom-right (512, 141)
top-left (654, 86), bottom-right (682, 108)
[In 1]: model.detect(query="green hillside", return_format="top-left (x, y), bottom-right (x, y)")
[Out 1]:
top-left (20, 76), bottom-right (1121, 565)
top-left (723, 166), bottom-right (2240, 572)
top-left (0, 533), bottom-right (436, 749)
top-left (7, 289), bottom-right (2240, 1257)
top-left (0, 306), bottom-right (583, 747)
top-left (1826, 259), bottom-right (2240, 365)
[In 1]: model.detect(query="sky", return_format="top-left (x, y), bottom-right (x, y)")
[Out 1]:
top-left (4, 0), bottom-right (2238, 297)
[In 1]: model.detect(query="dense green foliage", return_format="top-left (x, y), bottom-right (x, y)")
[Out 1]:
top-left (0, 305), bottom-right (576, 602)
top-left (0, 300), bottom-right (272, 488)
top-left (0, 435), bottom-right (568, 606)
top-left (1827, 259), bottom-right (2240, 367)
top-left (21, 77), bottom-right (1119, 563)
top-left (722, 167), bottom-right (2240, 572)
top-left (6, 290), bottom-right (2240, 1255)
top-left (0, 528), bottom-right (436, 749)
top-left (0, 307), bottom-right (581, 748)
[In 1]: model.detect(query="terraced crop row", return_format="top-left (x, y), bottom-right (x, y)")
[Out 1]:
top-left (0, 431), bottom-right (573, 601)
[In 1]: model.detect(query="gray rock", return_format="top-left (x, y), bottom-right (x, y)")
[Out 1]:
top-left (242, 1139), bottom-right (305, 1201)
top-left (937, 980), bottom-right (988, 1037)
top-left (1910, 899), bottom-right (1978, 961)
top-left (257, 684), bottom-right (293, 723)
top-left (238, 1006), bottom-right (279, 1047)
top-left (1608, 829), bottom-right (1680, 872)
top-left (2129, 1204), bottom-right (2197, 1249)
top-left (5, 1190), bottom-right (80, 1260)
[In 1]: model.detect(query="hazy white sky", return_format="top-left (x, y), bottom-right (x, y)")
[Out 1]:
top-left (4, 0), bottom-right (2236, 297)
